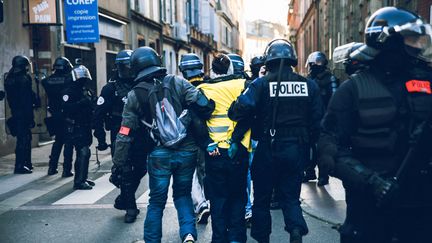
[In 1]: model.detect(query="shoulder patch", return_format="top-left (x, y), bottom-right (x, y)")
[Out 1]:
top-left (269, 81), bottom-right (309, 97)
top-left (119, 126), bottom-right (130, 136)
top-left (62, 95), bottom-right (69, 102)
top-left (97, 96), bottom-right (105, 105)
top-left (405, 80), bottom-right (431, 94)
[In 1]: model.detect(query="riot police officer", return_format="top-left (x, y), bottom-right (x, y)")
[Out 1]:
top-left (228, 39), bottom-right (324, 243)
top-left (111, 46), bottom-right (213, 243)
top-left (62, 65), bottom-right (95, 190)
top-left (42, 57), bottom-right (74, 177)
top-left (94, 49), bottom-right (147, 223)
top-left (303, 51), bottom-right (338, 186)
top-left (4, 55), bottom-right (38, 174)
top-left (178, 53), bottom-right (211, 224)
top-left (228, 53), bottom-right (249, 80)
top-left (321, 7), bottom-right (432, 242)
top-left (249, 55), bottom-right (266, 81)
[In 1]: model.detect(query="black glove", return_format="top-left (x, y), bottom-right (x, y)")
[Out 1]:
top-left (97, 141), bottom-right (109, 151)
top-left (109, 166), bottom-right (122, 188)
top-left (368, 173), bottom-right (399, 207)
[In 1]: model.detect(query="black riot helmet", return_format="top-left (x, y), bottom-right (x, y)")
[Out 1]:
top-left (305, 51), bottom-right (328, 77)
top-left (264, 39), bottom-right (298, 68)
top-left (227, 53), bottom-right (245, 75)
top-left (333, 42), bottom-right (368, 75)
top-left (179, 53), bottom-right (204, 80)
top-left (130, 46), bottom-right (166, 81)
top-left (305, 51), bottom-right (328, 67)
top-left (12, 55), bottom-right (31, 74)
top-left (115, 49), bottom-right (133, 79)
top-left (250, 55), bottom-right (266, 79)
top-left (365, 7), bottom-right (432, 64)
top-left (53, 57), bottom-right (73, 73)
top-left (71, 65), bottom-right (92, 85)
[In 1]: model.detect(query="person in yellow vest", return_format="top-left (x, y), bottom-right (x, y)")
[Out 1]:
top-left (199, 53), bottom-right (251, 243)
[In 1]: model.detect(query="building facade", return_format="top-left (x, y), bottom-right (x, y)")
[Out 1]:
top-left (0, 0), bottom-right (246, 156)
top-left (288, 0), bottom-right (432, 75)
top-left (244, 20), bottom-right (287, 71)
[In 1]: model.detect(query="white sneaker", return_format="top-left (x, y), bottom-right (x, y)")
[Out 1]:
top-left (183, 233), bottom-right (195, 243)
top-left (196, 206), bottom-right (210, 224)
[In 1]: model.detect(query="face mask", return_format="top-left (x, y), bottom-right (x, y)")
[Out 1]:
top-left (308, 64), bottom-right (326, 77)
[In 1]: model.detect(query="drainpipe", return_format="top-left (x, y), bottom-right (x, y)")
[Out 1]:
top-left (316, 0), bottom-right (320, 52)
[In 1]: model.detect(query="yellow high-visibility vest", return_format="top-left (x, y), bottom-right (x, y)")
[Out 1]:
top-left (198, 78), bottom-right (252, 151)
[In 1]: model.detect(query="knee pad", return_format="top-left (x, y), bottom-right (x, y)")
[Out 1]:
top-left (78, 147), bottom-right (91, 160)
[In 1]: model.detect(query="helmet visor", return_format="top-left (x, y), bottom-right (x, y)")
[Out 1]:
top-left (72, 65), bottom-right (92, 81)
top-left (402, 24), bottom-right (432, 63)
top-left (117, 63), bottom-right (133, 79)
top-left (381, 20), bottom-right (432, 63)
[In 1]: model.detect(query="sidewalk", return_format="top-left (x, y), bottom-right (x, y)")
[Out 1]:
top-left (0, 141), bottom-right (112, 176)
top-left (300, 178), bottom-right (346, 226)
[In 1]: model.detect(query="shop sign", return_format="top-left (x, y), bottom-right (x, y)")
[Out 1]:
top-left (64, 0), bottom-right (99, 43)
top-left (29, 0), bottom-right (57, 24)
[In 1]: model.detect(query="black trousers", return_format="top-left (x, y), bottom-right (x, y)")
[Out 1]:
top-left (15, 124), bottom-right (32, 170)
top-left (340, 183), bottom-right (432, 243)
top-left (48, 130), bottom-right (73, 173)
top-left (250, 139), bottom-right (309, 242)
top-left (205, 146), bottom-right (249, 243)
top-left (116, 131), bottom-right (148, 210)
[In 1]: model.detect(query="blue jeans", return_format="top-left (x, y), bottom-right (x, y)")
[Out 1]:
top-left (246, 140), bottom-right (258, 214)
top-left (144, 147), bottom-right (197, 243)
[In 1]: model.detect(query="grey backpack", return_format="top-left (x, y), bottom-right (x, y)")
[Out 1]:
top-left (134, 75), bottom-right (191, 148)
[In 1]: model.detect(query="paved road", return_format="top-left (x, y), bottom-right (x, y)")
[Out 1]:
top-left (0, 145), bottom-right (343, 243)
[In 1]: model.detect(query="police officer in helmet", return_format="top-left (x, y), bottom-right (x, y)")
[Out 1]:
top-left (178, 53), bottom-right (211, 225)
top-left (4, 55), bottom-right (38, 174)
top-left (94, 49), bottom-right (147, 223)
top-left (62, 65), bottom-right (95, 190)
top-left (179, 53), bottom-right (205, 87)
top-left (43, 57), bottom-right (74, 177)
top-left (112, 46), bottom-right (213, 243)
top-left (249, 55), bottom-right (266, 81)
top-left (321, 7), bottom-right (432, 242)
top-left (229, 39), bottom-right (324, 243)
top-left (228, 53), bottom-right (249, 80)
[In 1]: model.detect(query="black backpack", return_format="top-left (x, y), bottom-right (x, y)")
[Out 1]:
top-left (134, 75), bottom-right (191, 148)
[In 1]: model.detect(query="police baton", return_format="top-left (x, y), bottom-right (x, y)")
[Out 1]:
top-left (393, 110), bottom-right (432, 183)
top-left (95, 144), bottom-right (112, 169)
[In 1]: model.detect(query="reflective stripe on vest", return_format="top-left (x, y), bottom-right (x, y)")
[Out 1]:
top-left (198, 78), bottom-right (252, 151)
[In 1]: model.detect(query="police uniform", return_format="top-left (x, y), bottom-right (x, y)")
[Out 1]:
top-left (320, 7), bottom-right (432, 243)
top-left (4, 65), bottom-right (37, 174)
top-left (93, 77), bottom-right (148, 219)
top-left (61, 66), bottom-right (95, 190)
top-left (178, 53), bottom-right (211, 224)
top-left (42, 71), bottom-right (74, 176)
top-left (228, 40), bottom-right (324, 243)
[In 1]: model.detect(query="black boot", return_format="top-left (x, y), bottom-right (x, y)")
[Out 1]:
top-left (62, 143), bottom-right (74, 177)
top-left (73, 146), bottom-right (91, 189)
top-left (73, 181), bottom-right (93, 190)
top-left (14, 166), bottom-right (32, 174)
top-left (114, 195), bottom-right (127, 210)
top-left (124, 209), bottom-right (140, 223)
top-left (290, 228), bottom-right (303, 243)
top-left (47, 167), bottom-right (58, 175)
top-left (317, 176), bottom-right (329, 186)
